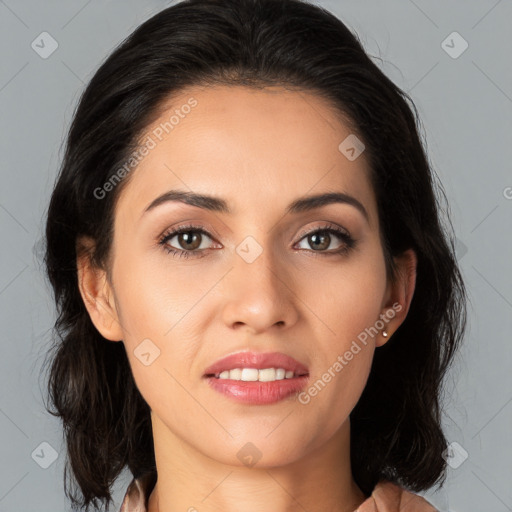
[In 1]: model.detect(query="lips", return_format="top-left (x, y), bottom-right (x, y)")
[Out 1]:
top-left (203, 351), bottom-right (309, 378)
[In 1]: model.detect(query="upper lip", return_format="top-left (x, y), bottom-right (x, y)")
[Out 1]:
top-left (203, 351), bottom-right (309, 377)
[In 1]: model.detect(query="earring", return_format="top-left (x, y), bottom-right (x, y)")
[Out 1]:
top-left (382, 330), bottom-right (388, 337)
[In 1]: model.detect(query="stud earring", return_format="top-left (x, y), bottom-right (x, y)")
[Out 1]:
top-left (382, 330), bottom-right (388, 337)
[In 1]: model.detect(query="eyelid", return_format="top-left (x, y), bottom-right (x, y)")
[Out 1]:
top-left (294, 221), bottom-right (351, 241)
top-left (159, 221), bottom-right (351, 245)
top-left (158, 223), bottom-right (219, 246)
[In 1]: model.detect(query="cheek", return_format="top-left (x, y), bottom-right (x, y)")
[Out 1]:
top-left (298, 248), bottom-right (386, 409)
top-left (304, 251), bottom-right (387, 338)
top-left (301, 327), bottom-right (375, 438)
top-left (112, 245), bottom-right (196, 338)
top-left (112, 246), bottom-right (209, 379)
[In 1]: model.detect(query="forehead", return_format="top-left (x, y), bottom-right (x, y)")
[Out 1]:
top-left (116, 84), bottom-right (377, 226)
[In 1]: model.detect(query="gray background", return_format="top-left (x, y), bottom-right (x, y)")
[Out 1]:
top-left (0, 0), bottom-right (511, 511)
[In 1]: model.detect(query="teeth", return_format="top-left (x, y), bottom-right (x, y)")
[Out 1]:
top-left (216, 368), bottom-right (300, 382)
top-left (242, 368), bottom-right (260, 381)
top-left (229, 368), bottom-right (242, 380)
top-left (275, 368), bottom-right (286, 380)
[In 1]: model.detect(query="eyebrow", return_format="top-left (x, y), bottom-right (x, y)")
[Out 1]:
top-left (142, 189), bottom-right (369, 223)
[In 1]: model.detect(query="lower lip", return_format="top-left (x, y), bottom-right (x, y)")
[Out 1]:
top-left (205, 375), bottom-right (309, 405)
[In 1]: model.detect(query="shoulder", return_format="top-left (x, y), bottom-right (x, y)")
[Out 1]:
top-left (356, 481), bottom-right (439, 512)
top-left (119, 470), bottom-right (157, 512)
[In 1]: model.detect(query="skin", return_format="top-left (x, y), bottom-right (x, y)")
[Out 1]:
top-left (357, 481), bottom-right (438, 511)
top-left (77, 85), bottom-right (418, 512)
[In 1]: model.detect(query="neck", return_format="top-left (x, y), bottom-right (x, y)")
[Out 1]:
top-left (147, 413), bottom-right (367, 512)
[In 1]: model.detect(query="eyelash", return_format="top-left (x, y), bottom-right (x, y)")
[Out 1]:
top-left (157, 222), bottom-right (356, 259)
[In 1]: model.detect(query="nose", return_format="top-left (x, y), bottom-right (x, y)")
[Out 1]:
top-left (220, 243), bottom-right (299, 334)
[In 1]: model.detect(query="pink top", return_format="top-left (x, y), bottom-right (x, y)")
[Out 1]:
top-left (118, 471), bottom-right (439, 511)
top-left (119, 471), bottom-right (156, 512)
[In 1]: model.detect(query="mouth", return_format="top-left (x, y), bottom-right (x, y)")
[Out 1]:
top-left (202, 351), bottom-right (310, 405)
top-left (203, 350), bottom-right (309, 382)
top-left (205, 368), bottom-right (309, 381)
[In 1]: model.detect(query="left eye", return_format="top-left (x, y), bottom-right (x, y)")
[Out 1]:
top-left (295, 228), bottom-right (351, 252)
top-left (159, 227), bottom-right (214, 253)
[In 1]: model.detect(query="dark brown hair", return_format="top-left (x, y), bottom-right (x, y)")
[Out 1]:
top-left (42, 0), bottom-right (467, 510)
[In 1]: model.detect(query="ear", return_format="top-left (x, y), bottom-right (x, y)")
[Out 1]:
top-left (376, 248), bottom-right (417, 348)
top-left (76, 236), bottom-right (123, 342)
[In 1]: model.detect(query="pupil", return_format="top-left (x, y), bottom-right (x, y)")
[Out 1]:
top-left (179, 232), bottom-right (201, 250)
top-left (310, 232), bottom-right (329, 251)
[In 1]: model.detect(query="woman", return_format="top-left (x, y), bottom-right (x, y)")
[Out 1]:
top-left (43, 0), bottom-right (466, 510)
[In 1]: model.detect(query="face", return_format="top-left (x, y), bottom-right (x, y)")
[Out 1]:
top-left (80, 84), bottom-right (415, 468)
